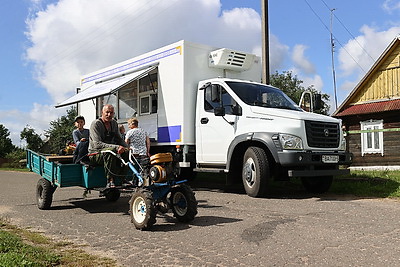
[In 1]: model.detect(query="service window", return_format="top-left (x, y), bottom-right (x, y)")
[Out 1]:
top-left (95, 69), bottom-right (158, 119)
top-left (138, 71), bottom-right (158, 116)
top-left (97, 94), bottom-right (117, 116)
top-left (118, 81), bottom-right (138, 119)
top-left (360, 120), bottom-right (383, 156)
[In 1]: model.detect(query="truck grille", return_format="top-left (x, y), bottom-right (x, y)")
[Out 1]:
top-left (305, 120), bottom-right (340, 148)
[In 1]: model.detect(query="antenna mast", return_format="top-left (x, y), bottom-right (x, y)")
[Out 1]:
top-left (330, 8), bottom-right (338, 110)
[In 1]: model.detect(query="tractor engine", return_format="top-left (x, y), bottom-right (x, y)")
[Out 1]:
top-left (148, 153), bottom-right (174, 183)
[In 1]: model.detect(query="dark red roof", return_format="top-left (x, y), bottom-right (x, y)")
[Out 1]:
top-left (335, 99), bottom-right (400, 117)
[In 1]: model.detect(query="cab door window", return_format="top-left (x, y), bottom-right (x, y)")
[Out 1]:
top-left (204, 84), bottom-right (241, 115)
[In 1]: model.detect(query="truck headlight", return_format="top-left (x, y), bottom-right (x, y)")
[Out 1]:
top-left (279, 134), bottom-right (303, 150)
top-left (340, 137), bottom-right (346, 151)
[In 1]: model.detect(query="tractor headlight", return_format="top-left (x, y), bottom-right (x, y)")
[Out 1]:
top-left (279, 134), bottom-right (303, 150)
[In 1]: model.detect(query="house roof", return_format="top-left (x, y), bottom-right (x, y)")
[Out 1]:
top-left (333, 35), bottom-right (400, 117)
top-left (334, 98), bottom-right (400, 117)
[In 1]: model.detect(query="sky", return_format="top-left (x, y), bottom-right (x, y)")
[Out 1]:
top-left (1, 0), bottom-right (400, 146)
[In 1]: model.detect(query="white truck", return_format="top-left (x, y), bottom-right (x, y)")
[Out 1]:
top-left (57, 40), bottom-right (352, 197)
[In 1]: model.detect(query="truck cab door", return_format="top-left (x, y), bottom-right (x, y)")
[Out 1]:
top-left (196, 83), bottom-right (241, 164)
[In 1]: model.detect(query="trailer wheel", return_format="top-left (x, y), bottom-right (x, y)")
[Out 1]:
top-left (169, 184), bottom-right (198, 223)
top-left (36, 178), bottom-right (55, 210)
top-left (129, 188), bottom-right (156, 230)
top-left (242, 147), bottom-right (269, 197)
top-left (104, 188), bottom-right (120, 202)
top-left (301, 176), bottom-right (333, 194)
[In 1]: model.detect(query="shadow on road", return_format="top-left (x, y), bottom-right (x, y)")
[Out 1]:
top-left (50, 195), bottom-right (132, 214)
top-left (189, 176), bottom-right (398, 201)
top-left (149, 214), bottom-right (242, 232)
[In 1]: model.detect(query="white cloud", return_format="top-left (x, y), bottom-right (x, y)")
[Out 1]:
top-left (221, 7), bottom-right (260, 31)
top-left (340, 80), bottom-right (358, 92)
top-left (291, 44), bottom-right (315, 75)
top-left (24, 0), bottom-right (266, 105)
top-left (302, 75), bottom-right (323, 91)
top-left (337, 25), bottom-right (400, 78)
top-left (269, 35), bottom-right (289, 71)
top-left (0, 103), bottom-right (65, 147)
top-left (382, 0), bottom-right (400, 13)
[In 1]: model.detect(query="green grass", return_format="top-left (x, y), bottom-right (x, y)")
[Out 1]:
top-left (0, 217), bottom-right (117, 267)
top-left (330, 170), bottom-right (400, 198)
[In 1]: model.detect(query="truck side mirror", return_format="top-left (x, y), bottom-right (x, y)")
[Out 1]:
top-left (314, 94), bottom-right (322, 110)
top-left (232, 105), bottom-right (242, 116)
top-left (214, 106), bottom-right (225, 116)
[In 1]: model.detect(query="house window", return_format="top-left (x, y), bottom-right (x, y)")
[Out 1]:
top-left (360, 120), bottom-right (383, 156)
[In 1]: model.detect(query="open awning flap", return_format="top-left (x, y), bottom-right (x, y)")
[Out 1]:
top-left (55, 66), bottom-right (156, 108)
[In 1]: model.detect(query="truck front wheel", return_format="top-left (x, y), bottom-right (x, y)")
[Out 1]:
top-left (242, 147), bottom-right (269, 197)
top-left (301, 176), bottom-right (333, 193)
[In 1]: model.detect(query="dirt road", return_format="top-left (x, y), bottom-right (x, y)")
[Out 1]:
top-left (1, 170), bottom-right (400, 266)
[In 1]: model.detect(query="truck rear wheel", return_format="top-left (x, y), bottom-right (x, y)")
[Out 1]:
top-left (36, 178), bottom-right (56, 210)
top-left (301, 176), bottom-right (333, 193)
top-left (242, 147), bottom-right (269, 197)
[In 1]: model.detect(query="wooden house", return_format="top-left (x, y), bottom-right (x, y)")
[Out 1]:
top-left (333, 36), bottom-right (400, 168)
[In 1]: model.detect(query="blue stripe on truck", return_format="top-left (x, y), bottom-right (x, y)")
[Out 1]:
top-left (158, 125), bottom-right (181, 143)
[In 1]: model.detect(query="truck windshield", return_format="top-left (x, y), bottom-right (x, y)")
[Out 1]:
top-left (226, 81), bottom-right (302, 111)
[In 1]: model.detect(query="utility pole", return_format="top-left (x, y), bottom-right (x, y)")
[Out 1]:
top-left (261, 0), bottom-right (270, 84)
top-left (330, 8), bottom-right (338, 110)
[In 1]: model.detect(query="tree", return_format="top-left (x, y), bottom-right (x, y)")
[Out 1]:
top-left (0, 124), bottom-right (15, 158)
top-left (270, 71), bottom-right (330, 115)
top-left (20, 126), bottom-right (44, 152)
top-left (45, 107), bottom-right (77, 153)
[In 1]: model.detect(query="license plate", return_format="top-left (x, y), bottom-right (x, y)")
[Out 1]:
top-left (322, 155), bottom-right (339, 163)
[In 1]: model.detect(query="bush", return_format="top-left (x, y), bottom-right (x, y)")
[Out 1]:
top-left (4, 149), bottom-right (26, 168)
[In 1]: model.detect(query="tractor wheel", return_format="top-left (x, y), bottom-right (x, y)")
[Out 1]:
top-left (129, 188), bottom-right (156, 230)
top-left (169, 184), bottom-right (198, 223)
top-left (36, 178), bottom-right (56, 210)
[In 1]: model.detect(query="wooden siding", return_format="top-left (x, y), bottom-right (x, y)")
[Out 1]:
top-left (351, 45), bottom-right (400, 104)
top-left (343, 111), bottom-right (400, 166)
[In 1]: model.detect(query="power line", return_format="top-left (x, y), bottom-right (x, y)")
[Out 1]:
top-left (303, 0), bottom-right (368, 74)
top-left (319, 0), bottom-right (376, 65)
top-left (312, 0), bottom-right (400, 105)
top-left (330, 8), bottom-right (338, 109)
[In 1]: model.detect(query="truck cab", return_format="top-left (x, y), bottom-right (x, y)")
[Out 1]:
top-left (195, 78), bottom-right (352, 197)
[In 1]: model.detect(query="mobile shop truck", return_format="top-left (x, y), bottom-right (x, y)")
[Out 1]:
top-left (57, 40), bottom-right (352, 197)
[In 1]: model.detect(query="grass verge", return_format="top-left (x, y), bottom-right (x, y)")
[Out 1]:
top-left (0, 217), bottom-right (117, 267)
top-left (330, 170), bottom-right (400, 198)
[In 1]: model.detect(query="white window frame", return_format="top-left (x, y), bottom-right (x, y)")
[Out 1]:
top-left (360, 120), bottom-right (383, 156)
top-left (139, 95), bottom-right (151, 115)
